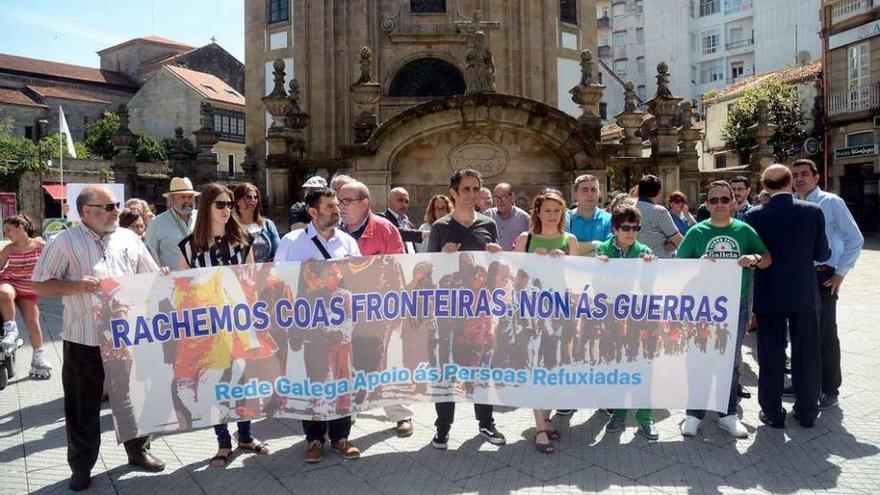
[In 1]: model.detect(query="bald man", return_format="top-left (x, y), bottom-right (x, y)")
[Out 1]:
top-left (382, 187), bottom-right (423, 251)
top-left (745, 165), bottom-right (831, 429)
top-left (484, 183), bottom-right (530, 251)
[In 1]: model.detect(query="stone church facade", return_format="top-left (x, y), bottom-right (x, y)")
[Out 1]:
top-left (245, 0), bottom-right (597, 212)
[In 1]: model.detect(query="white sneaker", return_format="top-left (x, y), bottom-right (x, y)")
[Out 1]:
top-left (1, 321), bottom-right (19, 351)
top-left (681, 415), bottom-right (702, 437)
top-left (31, 348), bottom-right (53, 370)
top-left (718, 415), bottom-right (748, 439)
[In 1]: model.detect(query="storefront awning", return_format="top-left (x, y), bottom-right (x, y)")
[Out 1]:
top-left (42, 184), bottom-right (66, 201)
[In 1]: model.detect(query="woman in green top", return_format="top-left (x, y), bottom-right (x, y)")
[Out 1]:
top-left (595, 203), bottom-right (660, 441)
top-left (513, 191), bottom-right (577, 454)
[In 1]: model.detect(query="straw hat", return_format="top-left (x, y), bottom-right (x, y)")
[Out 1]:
top-left (163, 177), bottom-right (200, 198)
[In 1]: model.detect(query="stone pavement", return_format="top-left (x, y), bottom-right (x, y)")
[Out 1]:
top-left (2, 243), bottom-right (880, 494)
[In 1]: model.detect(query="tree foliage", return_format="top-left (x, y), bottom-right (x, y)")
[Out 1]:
top-left (0, 117), bottom-right (89, 190)
top-left (84, 112), bottom-right (166, 162)
top-left (721, 77), bottom-right (807, 162)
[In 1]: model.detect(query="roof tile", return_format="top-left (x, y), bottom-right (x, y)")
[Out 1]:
top-left (0, 52), bottom-right (135, 88)
top-left (164, 65), bottom-right (245, 107)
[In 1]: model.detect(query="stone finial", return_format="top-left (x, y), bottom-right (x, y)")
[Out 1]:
top-left (464, 31), bottom-right (497, 94)
top-left (117, 104), bottom-right (131, 130)
top-left (679, 101), bottom-right (694, 130)
top-left (288, 79), bottom-right (301, 106)
top-left (624, 81), bottom-right (637, 112)
top-left (286, 78), bottom-right (310, 132)
top-left (112, 104), bottom-right (135, 153)
top-left (174, 127), bottom-right (184, 139)
top-left (356, 46), bottom-right (374, 84)
top-left (199, 101), bottom-right (215, 130)
top-left (579, 50), bottom-right (595, 86)
top-left (267, 59), bottom-right (289, 100)
top-left (756, 99), bottom-right (769, 124)
top-left (655, 62), bottom-right (672, 99)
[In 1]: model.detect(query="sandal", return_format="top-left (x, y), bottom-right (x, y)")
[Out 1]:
top-left (238, 439), bottom-right (270, 455)
top-left (210, 448), bottom-right (232, 468)
top-left (543, 420), bottom-right (561, 441)
top-left (535, 431), bottom-right (555, 454)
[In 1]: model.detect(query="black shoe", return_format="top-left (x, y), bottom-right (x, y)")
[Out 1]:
top-left (555, 409), bottom-right (576, 416)
top-left (759, 410), bottom-right (786, 429)
top-left (792, 410), bottom-right (815, 428)
top-left (431, 430), bottom-right (449, 450)
top-left (819, 393), bottom-right (839, 410)
top-left (737, 384), bottom-right (751, 399)
top-left (781, 385), bottom-right (795, 397)
top-left (127, 451), bottom-right (166, 472)
top-left (69, 472), bottom-right (91, 492)
top-left (479, 424), bottom-right (507, 445)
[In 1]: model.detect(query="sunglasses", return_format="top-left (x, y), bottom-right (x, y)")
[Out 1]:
top-left (86, 202), bottom-right (120, 212)
top-left (618, 224), bottom-right (641, 232)
top-left (213, 201), bottom-right (235, 210)
top-left (707, 197), bottom-right (732, 205)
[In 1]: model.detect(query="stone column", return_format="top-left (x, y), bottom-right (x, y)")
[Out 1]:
top-left (111, 104), bottom-right (138, 199)
top-left (646, 63), bottom-right (684, 193)
top-left (168, 127), bottom-right (194, 179)
top-left (241, 146), bottom-right (261, 186)
top-left (569, 50), bottom-right (606, 143)
top-left (286, 78), bottom-right (311, 203)
top-left (678, 101), bottom-right (704, 203)
top-left (350, 47), bottom-right (382, 143)
top-left (192, 102), bottom-right (219, 189)
top-left (615, 82), bottom-right (646, 158)
top-left (749, 100), bottom-right (777, 172)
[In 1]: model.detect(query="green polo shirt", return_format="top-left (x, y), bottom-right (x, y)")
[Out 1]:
top-left (676, 219), bottom-right (767, 296)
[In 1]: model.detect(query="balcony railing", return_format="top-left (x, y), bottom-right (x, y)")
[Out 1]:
top-left (597, 16), bottom-right (611, 29)
top-left (699, 0), bottom-right (720, 17)
top-left (831, 0), bottom-right (874, 25)
top-left (828, 83), bottom-right (880, 117)
top-left (726, 37), bottom-right (754, 50)
top-left (724, 0), bottom-right (752, 15)
top-left (727, 71), bottom-right (754, 84)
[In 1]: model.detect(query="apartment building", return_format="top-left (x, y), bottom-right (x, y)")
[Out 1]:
top-left (596, 0), bottom-right (647, 121)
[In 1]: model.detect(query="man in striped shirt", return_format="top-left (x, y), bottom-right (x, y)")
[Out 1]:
top-left (635, 175), bottom-right (683, 258)
top-left (31, 185), bottom-right (166, 492)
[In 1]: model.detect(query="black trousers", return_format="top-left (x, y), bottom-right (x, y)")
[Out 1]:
top-left (756, 312), bottom-right (821, 423)
top-left (302, 417), bottom-right (351, 444)
top-left (817, 270), bottom-right (842, 398)
top-left (63, 341), bottom-right (150, 475)
top-left (435, 402), bottom-right (494, 432)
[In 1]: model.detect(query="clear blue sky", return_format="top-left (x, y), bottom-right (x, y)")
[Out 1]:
top-left (0, 0), bottom-right (244, 67)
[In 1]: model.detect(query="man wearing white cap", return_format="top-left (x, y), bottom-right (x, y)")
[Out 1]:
top-left (145, 177), bottom-right (199, 270)
top-left (289, 176), bottom-right (328, 232)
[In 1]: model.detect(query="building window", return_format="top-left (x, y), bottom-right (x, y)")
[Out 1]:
top-left (613, 58), bottom-right (628, 75)
top-left (227, 154), bottom-right (236, 177)
top-left (388, 58), bottom-right (466, 97)
top-left (699, 0), bottom-right (719, 17)
top-left (637, 57), bottom-right (646, 74)
top-left (636, 28), bottom-right (644, 45)
top-left (613, 30), bottom-right (626, 47)
top-left (729, 61), bottom-right (744, 81)
top-left (410, 0), bottom-right (445, 13)
top-left (849, 42), bottom-right (870, 90)
top-left (599, 102), bottom-right (608, 120)
top-left (561, 0), bottom-right (577, 24)
top-left (700, 60), bottom-right (723, 83)
top-left (701, 30), bottom-right (719, 55)
top-left (636, 1), bottom-right (644, 14)
top-left (612, 2), bottom-right (625, 18)
top-left (637, 85), bottom-right (647, 101)
top-left (24, 126), bottom-right (33, 140)
top-left (715, 153), bottom-right (727, 169)
top-left (267, 0), bottom-right (289, 24)
top-left (846, 131), bottom-right (874, 147)
top-left (213, 109), bottom-right (246, 144)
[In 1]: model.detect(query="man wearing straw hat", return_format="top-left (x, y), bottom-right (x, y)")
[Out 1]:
top-left (145, 177), bottom-right (199, 270)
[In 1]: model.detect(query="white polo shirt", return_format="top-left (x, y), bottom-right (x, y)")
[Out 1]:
top-left (275, 222), bottom-right (361, 262)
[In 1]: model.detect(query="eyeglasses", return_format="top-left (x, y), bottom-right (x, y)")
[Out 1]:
top-left (213, 201), bottom-right (235, 210)
top-left (86, 202), bottom-right (120, 212)
top-left (618, 224), bottom-right (641, 232)
top-left (707, 196), bottom-right (732, 205)
top-left (243, 194), bottom-right (259, 201)
top-left (338, 197), bottom-right (365, 206)
top-left (433, 206), bottom-right (449, 212)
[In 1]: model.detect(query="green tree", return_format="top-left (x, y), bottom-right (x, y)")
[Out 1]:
top-left (0, 117), bottom-right (90, 190)
top-left (84, 111), bottom-right (120, 159)
top-left (721, 77), bottom-right (807, 162)
top-left (133, 132), bottom-right (166, 162)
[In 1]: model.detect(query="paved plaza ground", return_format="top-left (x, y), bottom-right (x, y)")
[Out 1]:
top-left (1, 241), bottom-right (879, 494)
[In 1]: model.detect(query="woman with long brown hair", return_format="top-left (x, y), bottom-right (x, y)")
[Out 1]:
top-left (417, 195), bottom-right (453, 252)
top-left (177, 183), bottom-right (269, 467)
top-left (233, 182), bottom-right (280, 262)
top-left (513, 191), bottom-right (577, 454)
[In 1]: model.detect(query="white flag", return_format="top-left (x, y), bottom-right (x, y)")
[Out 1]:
top-left (58, 106), bottom-right (77, 158)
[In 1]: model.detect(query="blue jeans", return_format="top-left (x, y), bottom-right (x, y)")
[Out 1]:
top-left (687, 298), bottom-right (749, 419)
top-left (214, 421), bottom-right (252, 449)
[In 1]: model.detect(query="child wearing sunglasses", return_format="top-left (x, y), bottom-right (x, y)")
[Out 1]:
top-left (595, 202), bottom-right (659, 440)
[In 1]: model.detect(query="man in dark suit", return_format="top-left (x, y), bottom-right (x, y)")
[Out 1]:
top-left (382, 187), bottom-right (424, 251)
top-left (745, 165), bottom-right (831, 428)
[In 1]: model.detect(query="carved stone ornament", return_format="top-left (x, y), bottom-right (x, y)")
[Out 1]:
top-left (447, 132), bottom-right (508, 177)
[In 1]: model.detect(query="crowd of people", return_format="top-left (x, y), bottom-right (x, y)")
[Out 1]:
top-left (0, 159), bottom-right (865, 491)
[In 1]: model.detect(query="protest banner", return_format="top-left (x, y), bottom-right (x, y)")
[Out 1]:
top-left (96, 253), bottom-right (742, 442)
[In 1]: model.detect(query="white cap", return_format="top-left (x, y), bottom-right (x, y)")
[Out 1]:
top-left (302, 176), bottom-right (328, 189)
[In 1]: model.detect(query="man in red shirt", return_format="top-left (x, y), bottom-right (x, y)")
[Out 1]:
top-left (337, 181), bottom-right (414, 436)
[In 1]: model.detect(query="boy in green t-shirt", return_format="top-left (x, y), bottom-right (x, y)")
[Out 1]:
top-left (596, 203), bottom-right (660, 440)
top-left (677, 180), bottom-right (771, 439)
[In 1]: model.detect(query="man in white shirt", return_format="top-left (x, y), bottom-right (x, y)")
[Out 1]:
top-left (275, 187), bottom-right (362, 464)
